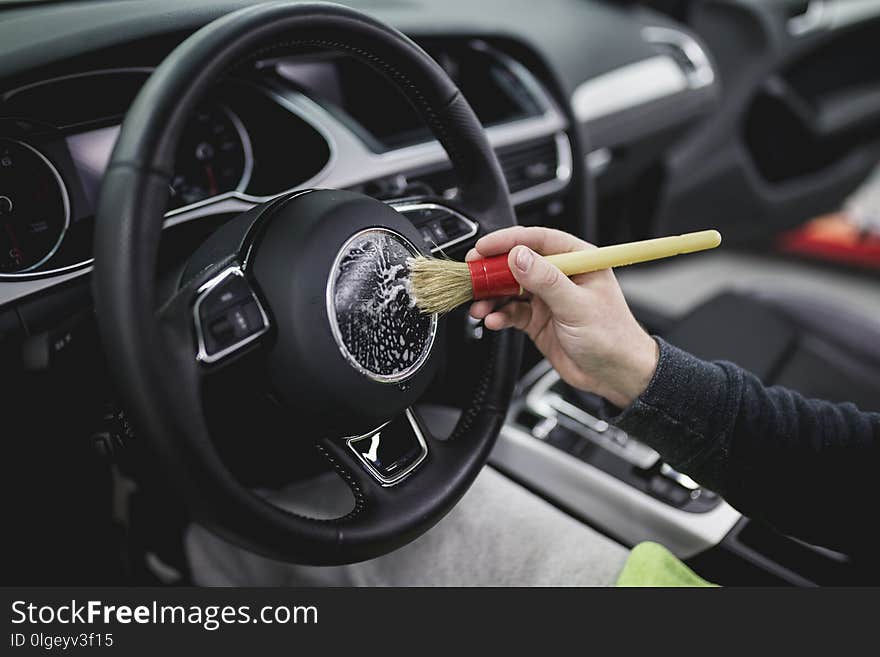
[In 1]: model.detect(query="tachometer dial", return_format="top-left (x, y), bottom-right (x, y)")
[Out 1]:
top-left (0, 139), bottom-right (70, 274)
top-left (168, 105), bottom-right (252, 211)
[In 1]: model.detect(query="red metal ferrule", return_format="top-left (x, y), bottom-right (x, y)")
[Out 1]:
top-left (467, 254), bottom-right (521, 300)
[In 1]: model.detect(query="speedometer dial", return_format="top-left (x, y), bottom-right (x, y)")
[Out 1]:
top-left (168, 104), bottom-right (252, 211)
top-left (0, 139), bottom-right (70, 274)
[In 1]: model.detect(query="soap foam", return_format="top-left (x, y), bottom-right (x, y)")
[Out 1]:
top-left (332, 232), bottom-right (432, 377)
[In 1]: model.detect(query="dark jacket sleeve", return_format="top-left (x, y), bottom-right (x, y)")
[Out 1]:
top-left (608, 338), bottom-right (880, 554)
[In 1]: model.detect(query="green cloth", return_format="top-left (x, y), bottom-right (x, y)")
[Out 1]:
top-left (616, 542), bottom-right (717, 587)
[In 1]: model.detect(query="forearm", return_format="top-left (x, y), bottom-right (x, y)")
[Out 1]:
top-left (607, 338), bottom-right (880, 552)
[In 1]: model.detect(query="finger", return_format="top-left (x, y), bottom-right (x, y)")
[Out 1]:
top-left (465, 248), bottom-right (480, 262)
top-left (483, 312), bottom-right (510, 331)
top-left (569, 268), bottom-right (617, 291)
top-left (508, 245), bottom-right (583, 317)
top-left (474, 226), bottom-right (593, 258)
top-left (469, 298), bottom-right (500, 319)
top-left (484, 301), bottom-right (532, 331)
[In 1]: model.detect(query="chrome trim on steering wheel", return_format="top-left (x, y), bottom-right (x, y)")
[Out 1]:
top-left (388, 201), bottom-right (479, 253)
top-left (193, 265), bottom-right (270, 364)
top-left (326, 227), bottom-right (438, 384)
top-left (346, 409), bottom-right (429, 487)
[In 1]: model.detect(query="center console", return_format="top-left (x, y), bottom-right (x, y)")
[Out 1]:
top-left (490, 359), bottom-right (742, 558)
top-left (517, 361), bottom-right (720, 513)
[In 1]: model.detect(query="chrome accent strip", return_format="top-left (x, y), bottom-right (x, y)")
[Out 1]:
top-left (787, 0), bottom-right (880, 36)
top-left (641, 26), bottom-right (715, 89)
top-left (283, 96), bottom-right (567, 192)
top-left (508, 131), bottom-right (573, 206)
top-left (162, 197), bottom-right (257, 229)
top-left (0, 139), bottom-right (71, 275)
top-left (829, 0), bottom-right (880, 30)
top-left (788, 0), bottom-right (828, 36)
top-left (0, 266), bottom-right (90, 307)
top-left (346, 408), bottom-right (428, 487)
top-left (524, 366), bottom-right (660, 470)
top-left (388, 201), bottom-right (479, 254)
top-left (193, 266), bottom-right (270, 364)
top-left (325, 228), bottom-right (438, 384)
top-left (571, 55), bottom-right (690, 124)
top-left (226, 105), bottom-right (254, 197)
top-left (660, 463), bottom-right (701, 492)
top-left (586, 147), bottom-right (613, 176)
top-left (555, 131), bottom-right (574, 185)
top-left (162, 95), bottom-right (568, 222)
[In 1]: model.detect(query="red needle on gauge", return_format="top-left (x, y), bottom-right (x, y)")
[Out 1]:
top-left (205, 165), bottom-right (218, 196)
top-left (4, 221), bottom-right (24, 262)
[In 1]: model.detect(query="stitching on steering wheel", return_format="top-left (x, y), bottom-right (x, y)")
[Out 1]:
top-left (314, 444), bottom-right (368, 522)
top-left (449, 331), bottom-right (503, 442)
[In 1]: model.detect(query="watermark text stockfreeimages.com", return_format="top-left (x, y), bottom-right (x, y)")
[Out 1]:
top-left (10, 599), bottom-right (318, 632)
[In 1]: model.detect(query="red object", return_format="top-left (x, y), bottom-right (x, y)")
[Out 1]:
top-left (778, 214), bottom-right (880, 270)
top-left (468, 254), bottom-right (521, 299)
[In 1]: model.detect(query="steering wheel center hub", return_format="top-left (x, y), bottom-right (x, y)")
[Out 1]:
top-left (248, 190), bottom-right (441, 431)
top-left (328, 227), bottom-right (437, 383)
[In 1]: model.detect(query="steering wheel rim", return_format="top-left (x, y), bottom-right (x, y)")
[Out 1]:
top-left (94, 1), bottom-right (522, 565)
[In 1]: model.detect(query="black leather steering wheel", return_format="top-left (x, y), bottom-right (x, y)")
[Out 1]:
top-left (93, 1), bottom-right (522, 565)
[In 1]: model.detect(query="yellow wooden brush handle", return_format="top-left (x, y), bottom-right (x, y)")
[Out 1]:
top-left (544, 230), bottom-right (722, 276)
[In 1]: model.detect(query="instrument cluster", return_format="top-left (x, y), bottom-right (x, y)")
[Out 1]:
top-left (0, 69), bottom-right (331, 280)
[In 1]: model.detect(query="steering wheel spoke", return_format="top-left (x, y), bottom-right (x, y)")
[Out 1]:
top-left (386, 197), bottom-right (481, 255)
top-left (155, 260), bottom-right (271, 401)
top-left (323, 407), bottom-right (431, 490)
top-left (190, 265), bottom-right (271, 365)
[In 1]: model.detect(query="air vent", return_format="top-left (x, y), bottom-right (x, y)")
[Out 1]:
top-left (409, 167), bottom-right (458, 199)
top-left (496, 137), bottom-right (560, 193)
top-left (400, 133), bottom-right (568, 203)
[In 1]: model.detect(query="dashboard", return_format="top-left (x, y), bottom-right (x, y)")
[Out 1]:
top-left (0, 38), bottom-right (574, 307)
top-left (0, 0), bottom-right (724, 313)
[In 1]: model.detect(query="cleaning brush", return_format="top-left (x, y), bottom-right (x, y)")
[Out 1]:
top-left (408, 229), bottom-right (722, 314)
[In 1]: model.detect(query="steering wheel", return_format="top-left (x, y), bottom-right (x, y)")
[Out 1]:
top-left (93, 2), bottom-right (522, 565)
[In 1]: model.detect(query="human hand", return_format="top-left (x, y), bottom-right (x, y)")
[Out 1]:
top-left (467, 226), bottom-right (658, 408)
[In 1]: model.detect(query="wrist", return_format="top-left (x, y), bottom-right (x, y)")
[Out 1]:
top-left (603, 332), bottom-right (659, 408)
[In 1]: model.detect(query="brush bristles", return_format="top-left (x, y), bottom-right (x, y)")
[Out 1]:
top-left (407, 256), bottom-right (474, 315)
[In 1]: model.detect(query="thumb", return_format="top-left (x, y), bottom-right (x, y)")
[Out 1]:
top-left (508, 245), bottom-right (581, 315)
